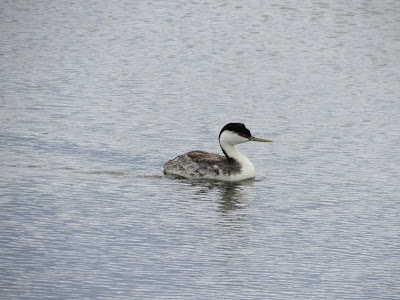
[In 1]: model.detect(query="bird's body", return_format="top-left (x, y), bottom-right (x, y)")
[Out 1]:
top-left (163, 150), bottom-right (252, 181)
top-left (163, 123), bottom-right (273, 182)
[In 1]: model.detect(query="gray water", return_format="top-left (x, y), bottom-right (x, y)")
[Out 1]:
top-left (1, 0), bottom-right (399, 299)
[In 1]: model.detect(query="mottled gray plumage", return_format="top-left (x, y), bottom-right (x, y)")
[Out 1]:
top-left (163, 150), bottom-right (241, 179)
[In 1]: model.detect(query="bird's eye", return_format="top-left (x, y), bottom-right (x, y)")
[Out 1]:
top-left (242, 133), bottom-right (246, 137)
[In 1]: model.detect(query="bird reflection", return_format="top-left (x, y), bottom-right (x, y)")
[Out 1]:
top-left (217, 181), bottom-right (253, 213)
top-left (182, 178), bottom-right (255, 255)
top-left (187, 179), bottom-right (253, 213)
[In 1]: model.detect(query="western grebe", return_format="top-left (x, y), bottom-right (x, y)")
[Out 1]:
top-left (163, 123), bottom-right (273, 182)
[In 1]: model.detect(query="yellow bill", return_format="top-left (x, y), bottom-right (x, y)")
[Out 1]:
top-left (249, 137), bottom-right (274, 142)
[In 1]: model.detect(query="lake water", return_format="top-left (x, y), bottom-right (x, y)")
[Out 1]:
top-left (1, 0), bottom-right (399, 299)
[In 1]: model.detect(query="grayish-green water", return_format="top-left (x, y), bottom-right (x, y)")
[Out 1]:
top-left (1, 0), bottom-right (399, 299)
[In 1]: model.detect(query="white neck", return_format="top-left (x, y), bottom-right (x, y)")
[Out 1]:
top-left (216, 130), bottom-right (256, 180)
top-left (219, 141), bottom-right (244, 161)
top-left (219, 131), bottom-right (255, 171)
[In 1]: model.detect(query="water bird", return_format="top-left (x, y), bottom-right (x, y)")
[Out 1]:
top-left (163, 123), bottom-right (273, 182)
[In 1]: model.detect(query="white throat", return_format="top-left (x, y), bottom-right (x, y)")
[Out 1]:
top-left (219, 131), bottom-right (255, 178)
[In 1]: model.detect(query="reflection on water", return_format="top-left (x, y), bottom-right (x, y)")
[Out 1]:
top-left (179, 179), bottom-right (254, 213)
top-left (217, 182), bottom-right (253, 212)
top-left (214, 183), bottom-right (252, 259)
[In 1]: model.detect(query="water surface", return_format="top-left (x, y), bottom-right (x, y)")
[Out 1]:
top-left (1, 0), bottom-right (399, 299)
